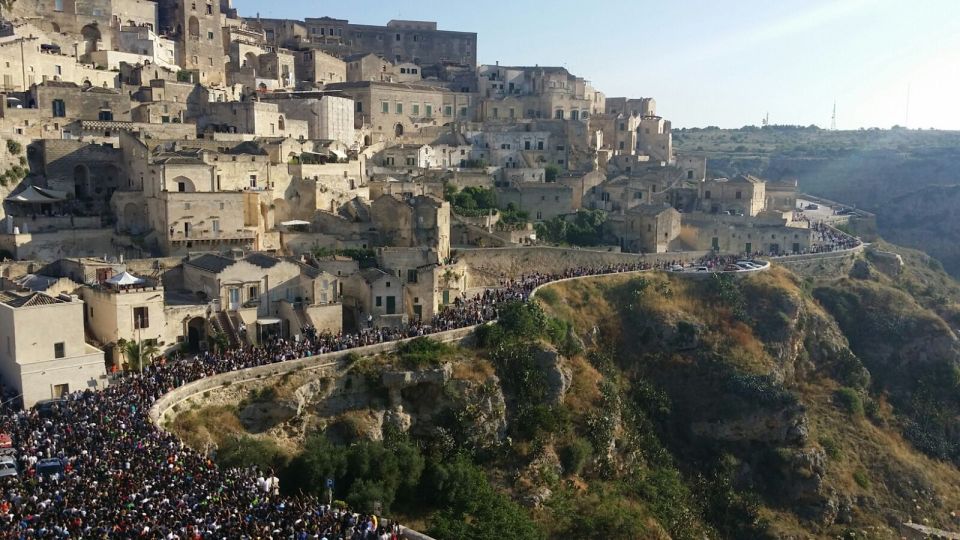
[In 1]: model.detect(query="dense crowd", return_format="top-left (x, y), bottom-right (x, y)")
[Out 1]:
top-left (0, 261), bottom-right (656, 540)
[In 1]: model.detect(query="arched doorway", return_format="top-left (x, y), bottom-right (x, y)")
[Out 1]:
top-left (394, 123), bottom-right (404, 137)
top-left (186, 317), bottom-right (206, 351)
top-left (74, 164), bottom-right (91, 199)
top-left (80, 24), bottom-right (101, 55)
top-left (363, 135), bottom-right (371, 146)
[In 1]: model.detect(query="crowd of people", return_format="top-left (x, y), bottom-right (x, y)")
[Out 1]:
top-left (0, 261), bottom-right (658, 540)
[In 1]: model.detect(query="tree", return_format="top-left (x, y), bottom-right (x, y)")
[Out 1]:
top-left (0, 1), bottom-right (15, 15)
top-left (544, 164), bottom-right (560, 182)
top-left (121, 339), bottom-right (159, 372)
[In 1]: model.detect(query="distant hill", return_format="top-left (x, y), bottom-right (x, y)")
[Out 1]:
top-left (676, 127), bottom-right (960, 275)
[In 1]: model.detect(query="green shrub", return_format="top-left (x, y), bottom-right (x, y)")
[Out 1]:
top-left (397, 337), bottom-right (452, 368)
top-left (852, 469), bottom-right (870, 489)
top-left (559, 438), bottom-right (592, 475)
top-left (536, 287), bottom-right (559, 306)
top-left (217, 436), bottom-right (286, 470)
top-left (819, 436), bottom-right (841, 460)
top-left (834, 387), bottom-right (864, 416)
top-left (6, 140), bottom-right (21, 155)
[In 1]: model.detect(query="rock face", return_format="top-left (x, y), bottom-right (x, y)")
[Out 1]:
top-left (691, 404), bottom-right (808, 445)
top-left (534, 346), bottom-right (572, 404)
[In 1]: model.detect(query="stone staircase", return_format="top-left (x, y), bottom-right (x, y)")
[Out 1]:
top-left (216, 311), bottom-right (240, 348)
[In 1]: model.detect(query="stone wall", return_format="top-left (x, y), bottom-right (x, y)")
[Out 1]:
top-left (456, 246), bottom-right (710, 287)
top-left (772, 246), bottom-right (863, 279)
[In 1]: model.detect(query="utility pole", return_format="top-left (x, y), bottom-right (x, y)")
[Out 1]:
top-left (830, 101), bottom-right (837, 131)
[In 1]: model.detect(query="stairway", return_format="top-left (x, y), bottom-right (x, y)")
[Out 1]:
top-left (216, 311), bottom-right (240, 348)
top-left (229, 312), bottom-right (248, 345)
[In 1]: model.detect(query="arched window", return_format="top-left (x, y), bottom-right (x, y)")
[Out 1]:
top-left (187, 16), bottom-right (200, 38)
top-left (278, 116), bottom-right (285, 131)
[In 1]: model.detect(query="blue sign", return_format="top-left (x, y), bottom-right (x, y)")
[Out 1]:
top-left (326, 478), bottom-right (334, 488)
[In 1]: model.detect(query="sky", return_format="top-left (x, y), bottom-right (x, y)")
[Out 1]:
top-left (231, 0), bottom-right (960, 129)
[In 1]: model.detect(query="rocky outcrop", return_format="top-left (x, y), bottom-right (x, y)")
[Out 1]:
top-left (691, 404), bottom-right (808, 445)
top-left (534, 346), bottom-right (573, 404)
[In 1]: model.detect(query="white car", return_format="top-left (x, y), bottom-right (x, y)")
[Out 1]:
top-left (669, 265), bottom-right (685, 272)
top-left (736, 261), bottom-right (761, 270)
top-left (695, 266), bottom-right (709, 272)
top-left (0, 456), bottom-right (17, 478)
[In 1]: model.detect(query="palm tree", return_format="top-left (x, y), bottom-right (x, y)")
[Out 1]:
top-left (121, 339), bottom-right (159, 372)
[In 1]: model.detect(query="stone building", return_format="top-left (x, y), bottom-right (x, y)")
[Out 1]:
top-left (699, 175), bottom-right (767, 217)
top-left (325, 80), bottom-right (448, 142)
top-left (369, 194), bottom-right (450, 260)
top-left (194, 100), bottom-right (309, 139)
top-left (375, 144), bottom-right (435, 170)
top-left (157, 0), bottom-right (227, 86)
top-left (259, 92), bottom-right (355, 144)
top-left (80, 273), bottom-right (168, 366)
top-left (182, 251), bottom-right (342, 339)
top-left (477, 65), bottom-right (605, 122)
top-left (0, 290), bottom-right (106, 408)
top-left (254, 17), bottom-right (477, 68)
top-left (497, 182), bottom-right (573, 221)
top-left (29, 81), bottom-right (132, 122)
top-left (637, 115), bottom-right (673, 163)
top-left (680, 213), bottom-right (812, 255)
top-left (294, 49), bottom-right (346, 87)
top-left (616, 205), bottom-right (681, 253)
top-left (341, 266), bottom-right (404, 329)
top-left (0, 36), bottom-right (119, 92)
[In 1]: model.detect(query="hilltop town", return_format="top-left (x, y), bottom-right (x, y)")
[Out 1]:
top-left (0, 0), bottom-right (870, 407)
top-left (6, 3), bottom-right (960, 540)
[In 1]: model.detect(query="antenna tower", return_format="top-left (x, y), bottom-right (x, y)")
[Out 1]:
top-left (830, 101), bottom-right (837, 130)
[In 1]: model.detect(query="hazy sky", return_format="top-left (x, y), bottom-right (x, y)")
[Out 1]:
top-left (232, 0), bottom-right (960, 129)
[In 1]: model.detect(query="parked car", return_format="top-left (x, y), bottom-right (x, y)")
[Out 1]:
top-left (669, 265), bottom-right (685, 272)
top-left (736, 261), bottom-right (761, 269)
top-left (695, 266), bottom-right (709, 272)
top-left (36, 458), bottom-right (64, 480)
top-left (805, 203), bottom-right (819, 210)
top-left (0, 456), bottom-right (17, 478)
top-left (724, 264), bottom-right (741, 272)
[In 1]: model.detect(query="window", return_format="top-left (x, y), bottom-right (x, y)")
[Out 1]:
top-left (134, 307), bottom-right (149, 329)
top-left (687, 170), bottom-right (694, 179)
top-left (381, 101), bottom-right (389, 113)
top-left (248, 285), bottom-right (259, 299)
top-left (212, 219), bottom-right (220, 233)
top-left (412, 104), bottom-right (419, 116)
top-left (55, 65), bottom-right (62, 75)
top-left (537, 141), bottom-right (544, 150)
top-left (51, 99), bottom-right (66, 117)
top-left (425, 105), bottom-right (432, 117)
top-left (206, 3), bottom-right (212, 14)
top-left (54, 0), bottom-right (63, 10)
top-left (395, 102), bottom-right (403, 114)
top-left (525, 141), bottom-right (531, 150)
top-left (704, 190), bottom-right (711, 199)
top-left (460, 107), bottom-right (467, 117)
top-left (375, 296), bottom-right (382, 307)
top-left (735, 190), bottom-right (742, 200)
top-left (54, 342), bottom-right (65, 359)
top-left (395, 33), bottom-right (401, 41)
top-left (492, 107), bottom-right (498, 118)
top-left (444, 105), bottom-right (452, 116)
top-left (407, 269), bottom-right (418, 283)
top-left (98, 110), bottom-right (113, 121)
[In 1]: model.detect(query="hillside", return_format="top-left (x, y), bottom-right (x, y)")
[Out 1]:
top-left (169, 247), bottom-right (960, 539)
top-left (674, 127), bottom-right (960, 276)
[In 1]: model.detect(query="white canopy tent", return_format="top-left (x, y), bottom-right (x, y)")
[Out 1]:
top-left (105, 271), bottom-right (144, 287)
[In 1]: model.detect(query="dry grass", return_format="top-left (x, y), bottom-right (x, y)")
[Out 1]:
top-left (169, 404), bottom-right (245, 451)
top-left (452, 356), bottom-right (496, 383)
top-left (564, 355), bottom-right (603, 414)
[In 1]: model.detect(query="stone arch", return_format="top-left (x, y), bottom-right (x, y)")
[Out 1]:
top-left (186, 317), bottom-right (206, 351)
top-left (122, 202), bottom-right (147, 233)
top-left (171, 175), bottom-right (196, 192)
top-left (187, 16), bottom-right (200, 38)
top-left (394, 123), bottom-right (404, 137)
top-left (80, 24), bottom-right (101, 55)
top-left (278, 115), bottom-right (285, 131)
top-left (74, 164), bottom-right (91, 199)
top-left (363, 135), bottom-right (371, 146)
